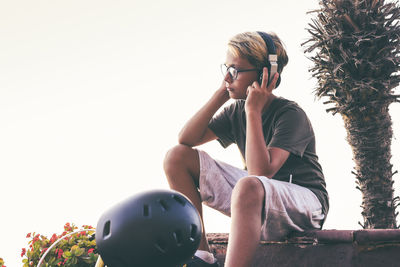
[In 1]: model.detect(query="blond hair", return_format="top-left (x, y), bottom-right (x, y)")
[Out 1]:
top-left (227, 32), bottom-right (289, 86)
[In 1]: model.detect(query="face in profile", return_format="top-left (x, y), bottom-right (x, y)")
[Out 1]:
top-left (223, 51), bottom-right (260, 100)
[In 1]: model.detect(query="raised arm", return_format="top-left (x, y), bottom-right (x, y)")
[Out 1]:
top-left (245, 68), bottom-right (289, 177)
top-left (178, 82), bottom-right (230, 147)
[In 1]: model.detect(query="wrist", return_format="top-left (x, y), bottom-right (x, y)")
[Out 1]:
top-left (213, 88), bottom-right (230, 103)
top-left (245, 109), bottom-right (262, 117)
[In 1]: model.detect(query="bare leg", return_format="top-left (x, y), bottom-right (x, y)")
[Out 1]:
top-left (163, 144), bottom-right (210, 252)
top-left (224, 177), bottom-right (265, 267)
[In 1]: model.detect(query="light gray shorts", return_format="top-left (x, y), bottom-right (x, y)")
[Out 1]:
top-left (197, 149), bottom-right (324, 241)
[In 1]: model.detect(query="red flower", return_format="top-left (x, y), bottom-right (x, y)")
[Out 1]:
top-left (32, 234), bottom-right (40, 244)
top-left (88, 248), bottom-right (94, 254)
top-left (26, 233), bottom-right (31, 238)
top-left (50, 233), bottom-right (57, 244)
top-left (57, 258), bottom-right (67, 266)
top-left (21, 248), bottom-right (26, 257)
top-left (57, 249), bottom-right (63, 259)
top-left (64, 223), bottom-right (72, 232)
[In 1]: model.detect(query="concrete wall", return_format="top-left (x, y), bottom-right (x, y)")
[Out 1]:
top-left (207, 230), bottom-right (400, 267)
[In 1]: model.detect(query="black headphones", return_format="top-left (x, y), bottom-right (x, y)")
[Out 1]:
top-left (257, 31), bottom-right (281, 87)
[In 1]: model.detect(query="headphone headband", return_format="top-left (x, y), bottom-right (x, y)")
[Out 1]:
top-left (257, 31), bottom-right (277, 55)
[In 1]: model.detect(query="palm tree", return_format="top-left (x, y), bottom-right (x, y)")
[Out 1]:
top-left (303, 0), bottom-right (400, 229)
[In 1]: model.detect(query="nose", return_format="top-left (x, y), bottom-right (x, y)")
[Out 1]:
top-left (224, 72), bottom-right (233, 83)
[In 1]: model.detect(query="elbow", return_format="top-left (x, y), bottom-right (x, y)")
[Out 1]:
top-left (177, 137), bottom-right (188, 146)
top-left (265, 166), bottom-right (282, 178)
top-left (177, 131), bottom-right (187, 145)
top-left (178, 134), bottom-right (194, 147)
top-left (263, 165), bottom-right (279, 178)
top-left (247, 166), bottom-right (277, 179)
top-left (178, 140), bottom-right (193, 147)
top-left (264, 170), bottom-right (277, 179)
top-left (178, 131), bottom-right (207, 147)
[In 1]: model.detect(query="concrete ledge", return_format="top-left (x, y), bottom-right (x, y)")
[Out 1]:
top-left (207, 230), bottom-right (400, 267)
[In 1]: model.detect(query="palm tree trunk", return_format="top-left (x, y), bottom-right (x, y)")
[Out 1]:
top-left (343, 104), bottom-right (398, 228)
top-left (303, 0), bottom-right (400, 229)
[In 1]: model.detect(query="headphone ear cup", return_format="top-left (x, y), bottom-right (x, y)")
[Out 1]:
top-left (262, 69), bottom-right (281, 87)
top-left (275, 75), bottom-right (281, 88)
top-left (258, 69), bottom-right (273, 86)
top-left (259, 68), bottom-right (280, 87)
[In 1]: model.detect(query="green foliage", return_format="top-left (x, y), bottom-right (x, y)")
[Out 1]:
top-left (303, 0), bottom-right (400, 117)
top-left (21, 223), bottom-right (98, 267)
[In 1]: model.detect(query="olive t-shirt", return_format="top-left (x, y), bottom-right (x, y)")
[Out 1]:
top-left (208, 97), bottom-right (329, 216)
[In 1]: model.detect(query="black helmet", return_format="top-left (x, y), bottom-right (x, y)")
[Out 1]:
top-left (96, 189), bottom-right (203, 267)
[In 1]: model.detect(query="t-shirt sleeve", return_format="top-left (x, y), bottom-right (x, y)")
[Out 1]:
top-left (268, 107), bottom-right (314, 157)
top-left (208, 103), bottom-right (236, 148)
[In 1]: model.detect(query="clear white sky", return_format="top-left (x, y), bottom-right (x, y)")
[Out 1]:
top-left (1, 0), bottom-right (399, 266)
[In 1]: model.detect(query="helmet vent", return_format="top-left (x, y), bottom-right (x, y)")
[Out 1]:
top-left (190, 224), bottom-right (197, 242)
top-left (102, 220), bottom-right (111, 239)
top-left (173, 230), bottom-right (183, 246)
top-left (159, 199), bottom-right (169, 211)
top-left (143, 204), bottom-right (150, 217)
top-left (155, 238), bottom-right (167, 254)
top-left (173, 195), bottom-right (186, 206)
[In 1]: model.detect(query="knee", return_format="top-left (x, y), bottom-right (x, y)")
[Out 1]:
top-left (232, 177), bottom-right (265, 210)
top-left (163, 144), bottom-right (196, 174)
